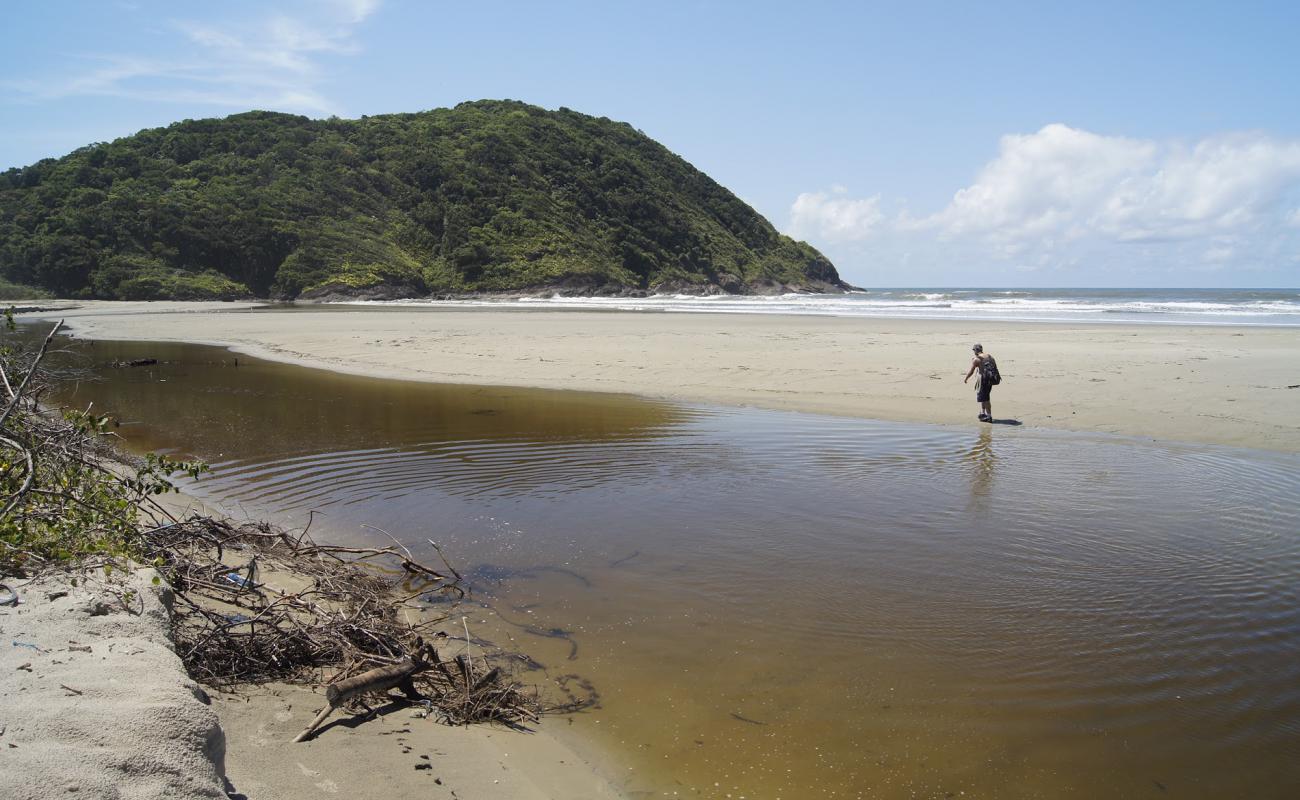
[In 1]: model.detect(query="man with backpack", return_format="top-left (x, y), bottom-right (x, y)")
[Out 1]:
top-left (963, 343), bottom-right (1000, 422)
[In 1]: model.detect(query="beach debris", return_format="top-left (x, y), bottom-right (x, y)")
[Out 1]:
top-left (729, 712), bottom-right (767, 726)
top-left (144, 515), bottom-right (553, 740)
top-left (108, 358), bottom-right (158, 368)
top-left (294, 644), bottom-right (434, 742)
top-left (292, 639), bottom-right (517, 742)
top-left (0, 583), bottom-right (17, 606)
top-left (59, 684), bottom-right (83, 696)
top-left (608, 550), bottom-right (641, 568)
top-left (222, 570), bottom-right (258, 589)
top-left (83, 599), bottom-right (113, 616)
top-left (11, 640), bottom-right (44, 652)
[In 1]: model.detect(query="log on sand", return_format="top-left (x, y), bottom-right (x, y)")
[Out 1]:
top-left (293, 645), bottom-right (433, 743)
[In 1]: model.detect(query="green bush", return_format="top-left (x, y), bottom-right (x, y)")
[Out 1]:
top-left (0, 280), bottom-right (51, 300)
top-left (0, 319), bottom-right (207, 573)
top-left (91, 255), bottom-right (249, 300)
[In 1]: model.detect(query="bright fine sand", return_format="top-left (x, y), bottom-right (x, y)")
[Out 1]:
top-left (0, 568), bottom-right (228, 800)
top-left (0, 565), bottom-right (622, 800)
top-left (25, 300), bottom-right (1300, 452)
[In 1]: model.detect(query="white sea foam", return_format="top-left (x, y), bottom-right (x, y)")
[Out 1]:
top-left (344, 289), bottom-right (1300, 326)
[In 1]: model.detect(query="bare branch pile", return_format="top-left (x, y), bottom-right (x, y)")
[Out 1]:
top-left (147, 515), bottom-right (541, 734)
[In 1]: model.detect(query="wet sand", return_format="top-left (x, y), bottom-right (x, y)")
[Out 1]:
top-left (213, 683), bottom-right (624, 800)
top-left (22, 300), bottom-right (1300, 452)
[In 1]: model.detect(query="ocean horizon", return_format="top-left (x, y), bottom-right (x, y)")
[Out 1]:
top-left (343, 287), bottom-right (1300, 327)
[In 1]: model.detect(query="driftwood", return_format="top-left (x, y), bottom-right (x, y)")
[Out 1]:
top-left (294, 644), bottom-right (434, 742)
top-left (293, 643), bottom-right (516, 742)
top-left (143, 516), bottom-right (555, 738)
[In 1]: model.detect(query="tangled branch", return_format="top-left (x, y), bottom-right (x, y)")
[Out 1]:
top-left (148, 515), bottom-right (541, 732)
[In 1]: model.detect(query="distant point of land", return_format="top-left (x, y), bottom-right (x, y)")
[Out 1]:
top-left (0, 100), bottom-right (845, 301)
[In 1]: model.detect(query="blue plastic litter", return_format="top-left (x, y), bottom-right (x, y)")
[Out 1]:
top-left (224, 572), bottom-right (257, 589)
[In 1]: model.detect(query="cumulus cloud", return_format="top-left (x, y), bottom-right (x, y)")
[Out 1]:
top-left (787, 186), bottom-right (884, 242)
top-left (791, 124), bottom-right (1300, 277)
top-left (918, 124), bottom-right (1300, 243)
top-left (5, 0), bottom-right (381, 114)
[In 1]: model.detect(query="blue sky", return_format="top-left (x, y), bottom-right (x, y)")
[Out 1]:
top-left (3, 0), bottom-right (1298, 287)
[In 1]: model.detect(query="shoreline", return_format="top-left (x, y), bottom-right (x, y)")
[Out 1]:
top-left (19, 300), bottom-right (1300, 453)
top-left (214, 681), bottom-right (628, 800)
top-left (0, 564), bottom-right (627, 800)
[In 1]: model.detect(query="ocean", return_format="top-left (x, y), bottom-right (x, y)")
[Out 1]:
top-left (348, 287), bottom-right (1300, 326)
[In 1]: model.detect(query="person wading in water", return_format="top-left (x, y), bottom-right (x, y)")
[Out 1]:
top-left (963, 343), bottom-right (995, 422)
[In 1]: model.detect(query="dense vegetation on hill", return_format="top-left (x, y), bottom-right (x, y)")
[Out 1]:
top-left (0, 101), bottom-right (844, 300)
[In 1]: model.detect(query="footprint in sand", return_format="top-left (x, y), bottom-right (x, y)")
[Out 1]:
top-left (251, 723), bottom-right (271, 746)
top-left (296, 764), bottom-right (339, 792)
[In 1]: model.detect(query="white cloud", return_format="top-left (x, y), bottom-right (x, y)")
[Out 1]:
top-left (787, 187), bottom-right (884, 242)
top-left (5, 1), bottom-right (381, 114)
top-left (919, 124), bottom-right (1154, 240)
top-left (791, 124), bottom-right (1300, 279)
top-left (336, 0), bottom-right (382, 24)
top-left (917, 124), bottom-right (1300, 244)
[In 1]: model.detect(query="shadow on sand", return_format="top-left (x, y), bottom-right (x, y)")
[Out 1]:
top-left (989, 418), bottom-right (1023, 426)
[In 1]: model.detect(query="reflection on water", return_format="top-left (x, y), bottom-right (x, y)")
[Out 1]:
top-left (966, 427), bottom-right (997, 508)
top-left (46, 336), bottom-right (1300, 799)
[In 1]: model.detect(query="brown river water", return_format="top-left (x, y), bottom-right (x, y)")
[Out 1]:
top-left (43, 335), bottom-right (1300, 799)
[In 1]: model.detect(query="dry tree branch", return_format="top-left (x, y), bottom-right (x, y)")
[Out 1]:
top-left (146, 516), bottom-right (542, 737)
top-left (0, 320), bottom-right (61, 431)
top-left (0, 435), bottom-right (34, 518)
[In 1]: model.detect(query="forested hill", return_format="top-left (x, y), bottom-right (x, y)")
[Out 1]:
top-left (0, 100), bottom-right (845, 300)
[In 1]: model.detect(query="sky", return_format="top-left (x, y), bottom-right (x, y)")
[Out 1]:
top-left (2, 0), bottom-right (1298, 288)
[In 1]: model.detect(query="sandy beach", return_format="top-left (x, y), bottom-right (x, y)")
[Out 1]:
top-left (21, 300), bottom-right (1300, 452)
top-left (0, 564), bottom-right (624, 800)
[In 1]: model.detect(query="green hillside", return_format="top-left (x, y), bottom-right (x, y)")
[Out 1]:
top-left (0, 100), bottom-right (845, 300)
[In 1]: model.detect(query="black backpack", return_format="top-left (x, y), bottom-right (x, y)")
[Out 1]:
top-left (981, 355), bottom-right (1002, 385)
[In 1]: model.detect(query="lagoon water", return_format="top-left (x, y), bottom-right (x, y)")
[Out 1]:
top-left (51, 337), bottom-right (1300, 798)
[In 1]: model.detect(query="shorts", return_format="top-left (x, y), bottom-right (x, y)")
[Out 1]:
top-left (976, 380), bottom-right (992, 403)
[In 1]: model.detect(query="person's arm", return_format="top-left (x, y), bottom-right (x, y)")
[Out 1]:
top-left (964, 357), bottom-right (979, 383)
